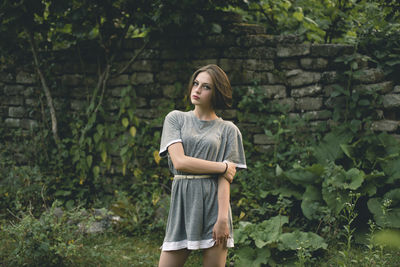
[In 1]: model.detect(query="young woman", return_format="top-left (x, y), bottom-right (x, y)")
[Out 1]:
top-left (158, 64), bottom-right (246, 267)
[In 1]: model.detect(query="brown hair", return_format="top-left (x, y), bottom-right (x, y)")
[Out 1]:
top-left (187, 64), bottom-right (233, 109)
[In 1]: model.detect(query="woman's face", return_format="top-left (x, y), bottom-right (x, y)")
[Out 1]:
top-left (190, 71), bottom-right (213, 108)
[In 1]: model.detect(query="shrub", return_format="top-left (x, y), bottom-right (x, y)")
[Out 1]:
top-left (0, 201), bottom-right (94, 266)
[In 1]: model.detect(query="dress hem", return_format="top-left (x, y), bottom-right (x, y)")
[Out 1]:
top-left (161, 238), bottom-right (234, 251)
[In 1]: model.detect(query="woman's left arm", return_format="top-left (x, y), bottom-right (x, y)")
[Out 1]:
top-left (212, 175), bottom-right (231, 246)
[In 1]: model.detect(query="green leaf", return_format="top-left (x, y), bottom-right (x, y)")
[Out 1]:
top-left (235, 247), bottom-right (270, 267)
top-left (121, 117), bottom-right (129, 128)
top-left (301, 185), bottom-right (323, 220)
top-left (86, 155), bottom-right (93, 168)
top-left (284, 167), bottom-right (319, 185)
top-left (313, 130), bottom-right (354, 163)
top-left (93, 166), bottom-right (100, 177)
top-left (368, 196), bottom-right (400, 228)
top-left (250, 215), bottom-right (289, 248)
top-left (293, 11), bottom-right (304, 21)
top-left (278, 231), bottom-right (327, 251)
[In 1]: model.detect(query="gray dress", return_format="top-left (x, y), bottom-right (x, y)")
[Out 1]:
top-left (159, 110), bottom-right (246, 251)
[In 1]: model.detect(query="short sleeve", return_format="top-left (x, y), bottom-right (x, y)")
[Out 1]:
top-left (159, 110), bottom-right (183, 157)
top-left (224, 124), bottom-right (247, 169)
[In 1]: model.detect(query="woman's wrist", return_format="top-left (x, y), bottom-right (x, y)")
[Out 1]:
top-left (222, 162), bottom-right (228, 174)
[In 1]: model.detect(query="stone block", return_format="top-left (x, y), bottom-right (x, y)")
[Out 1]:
top-left (262, 72), bottom-right (286, 84)
top-left (204, 34), bottom-right (235, 47)
top-left (217, 109), bottom-right (237, 120)
top-left (255, 145), bottom-right (274, 154)
top-left (157, 71), bottom-right (179, 84)
top-left (0, 72), bottom-right (14, 83)
top-left (150, 98), bottom-right (171, 108)
top-left (277, 44), bottom-right (310, 57)
top-left (130, 72), bottom-right (154, 85)
top-left (274, 34), bottom-right (302, 44)
top-left (278, 59), bottom-right (299, 69)
top-left (136, 84), bottom-right (159, 97)
top-left (295, 97), bottom-right (323, 111)
top-left (129, 60), bottom-right (159, 72)
top-left (108, 75), bottom-right (130, 86)
top-left (394, 85), bottom-right (400, 93)
top-left (254, 134), bottom-right (276, 145)
top-left (4, 85), bottom-right (24, 96)
top-left (8, 96), bottom-right (24, 106)
top-left (311, 44), bottom-right (353, 57)
top-left (371, 120), bottom-right (399, 132)
top-left (286, 71), bottom-right (321, 87)
top-left (321, 71), bottom-right (338, 84)
top-left (248, 47), bottom-right (276, 59)
top-left (192, 48), bottom-right (219, 59)
top-left (271, 98), bottom-right (295, 111)
top-left (110, 87), bottom-right (124, 97)
top-left (223, 47), bottom-right (248, 58)
top-left (383, 94), bottom-right (400, 108)
top-left (259, 85), bottom-right (287, 99)
top-left (25, 98), bottom-right (40, 107)
top-left (353, 81), bottom-right (393, 94)
top-left (236, 34), bottom-right (275, 47)
top-left (302, 110), bottom-right (332, 120)
top-left (218, 59), bottom-right (243, 72)
top-left (162, 84), bottom-right (181, 99)
top-left (61, 74), bottom-right (83, 87)
top-left (136, 97), bottom-right (147, 108)
top-left (325, 96), bottom-right (346, 109)
top-left (16, 71), bottom-right (36, 84)
top-left (243, 59), bottom-right (274, 71)
top-left (236, 123), bottom-right (262, 133)
top-left (291, 85), bottom-right (322, 98)
top-left (300, 58), bottom-right (329, 70)
top-left (353, 68), bottom-right (385, 84)
top-left (135, 108), bottom-right (160, 119)
top-left (229, 23), bottom-right (266, 35)
top-left (190, 59), bottom-right (219, 69)
top-left (23, 87), bottom-right (36, 97)
top-left (21, 119), bottom-right (38, 130)
top-left (5, 118), bottom-right (20, 128)
top-left (8, 106), bottom-right (25, 117)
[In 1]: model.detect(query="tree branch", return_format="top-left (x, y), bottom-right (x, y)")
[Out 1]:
top-left (27, 30), bottom-right (60, 144)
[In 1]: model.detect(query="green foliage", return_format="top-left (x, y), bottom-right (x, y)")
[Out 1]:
top-left (234, 215), bottom-right (327, 266)
top-left (0, 201), bottom-right (94, 266)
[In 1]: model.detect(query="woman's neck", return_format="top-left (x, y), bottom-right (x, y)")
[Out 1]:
top-left (193, 106), bottom-right (217, 121)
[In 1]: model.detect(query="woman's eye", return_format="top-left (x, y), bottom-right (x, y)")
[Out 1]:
top-left (193, 81), bottom-right (199, 86)
top-left (203, 85), bottom-right (211, 90)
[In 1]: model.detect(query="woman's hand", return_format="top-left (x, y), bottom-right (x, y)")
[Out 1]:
top-left (221, 162), bottom-right (236, 183)
top-left (212, 218), bottom-right (230, 247)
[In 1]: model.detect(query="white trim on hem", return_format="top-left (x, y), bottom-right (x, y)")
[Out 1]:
top-left (161, 238), bottom-right (234, 251)
top-left (159, 139), bottom-right (183, 157)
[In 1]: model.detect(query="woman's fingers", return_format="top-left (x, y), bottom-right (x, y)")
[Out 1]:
top-left (222, 162), bottom-right (236, 183)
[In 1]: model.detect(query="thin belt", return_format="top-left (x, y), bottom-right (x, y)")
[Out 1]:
top-left (174, 174), bottom-right (213, 179)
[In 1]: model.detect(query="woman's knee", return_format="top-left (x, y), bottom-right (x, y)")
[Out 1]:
top-left (159, 249), bottom-right (191, 267)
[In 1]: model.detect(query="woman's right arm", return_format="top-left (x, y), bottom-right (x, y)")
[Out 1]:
top-left (167, 142), bottom-right (236, 180)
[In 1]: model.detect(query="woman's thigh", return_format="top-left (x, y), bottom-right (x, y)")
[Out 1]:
top-left (159, 249), bottom-right (191, 267)
top-left (202, 243), bottom-right (228, 267)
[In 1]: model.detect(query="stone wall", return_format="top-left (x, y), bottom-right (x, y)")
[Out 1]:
top-left (1, 20), bottom-right (400, 152)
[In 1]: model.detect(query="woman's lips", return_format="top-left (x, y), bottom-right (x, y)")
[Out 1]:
top-left (192, 95), bottom-right (200, 100)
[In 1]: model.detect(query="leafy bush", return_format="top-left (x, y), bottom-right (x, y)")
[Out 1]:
top-left (0, 201), bottom-right (95, 266)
